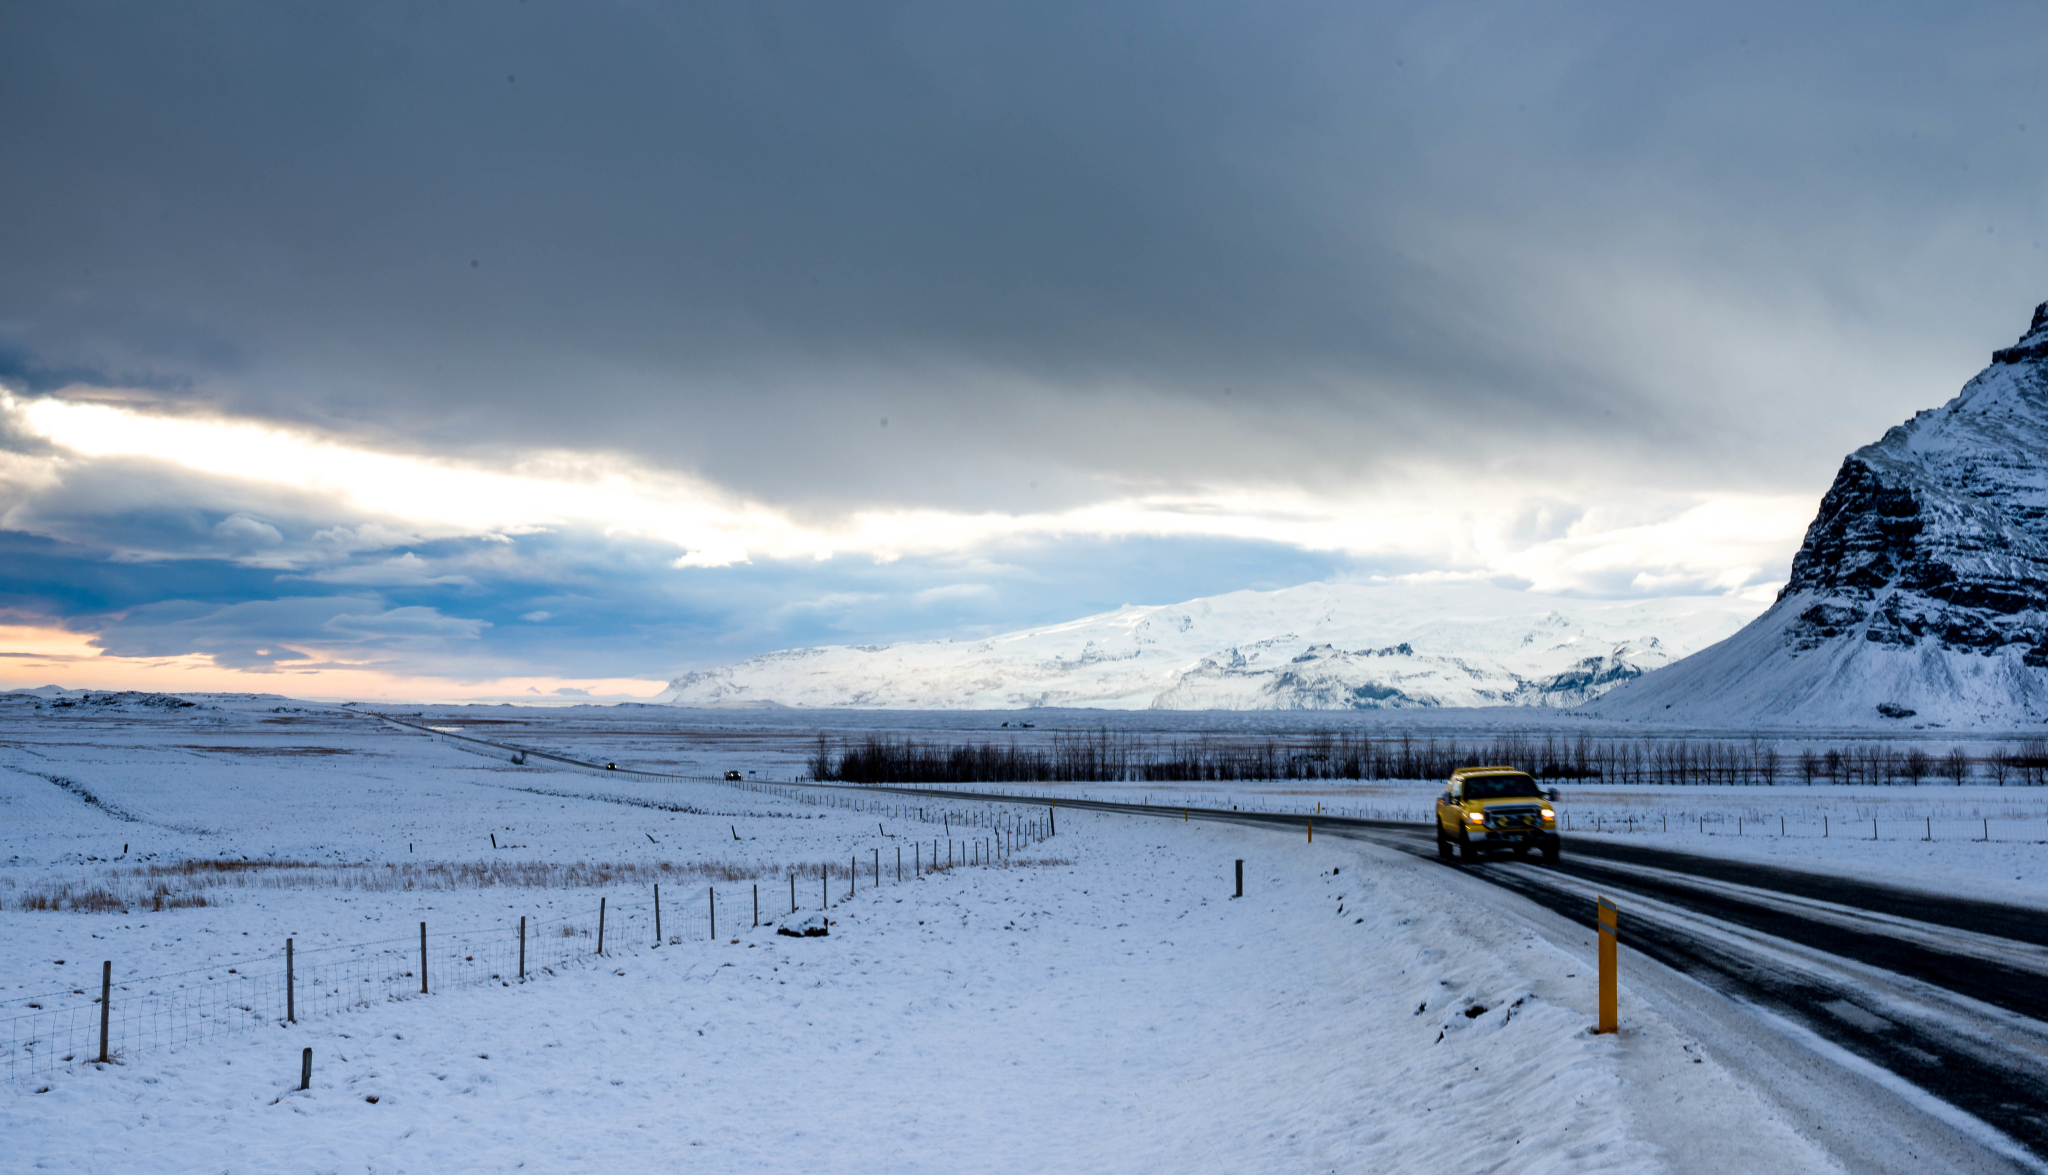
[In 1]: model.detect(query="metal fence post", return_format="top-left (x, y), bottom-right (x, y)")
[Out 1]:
top-left (286, 938), bottom-right (295, 1023)
top-left (597, 897), bottom-right (606, 954)
top-left (519, 916), bottom-right (526, 980)
top-left (420, 923), bottom-right (428, 994)
top-left (654, 883), bottom-right (662, 946)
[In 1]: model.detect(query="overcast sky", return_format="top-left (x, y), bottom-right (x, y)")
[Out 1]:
top-left (1, 0), bottom-right (2043, 699)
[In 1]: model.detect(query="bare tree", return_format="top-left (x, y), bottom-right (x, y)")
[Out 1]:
top-left (1798, 748), bottom-right (1820, 786)
top-left (1989, 746), bottom-right (2013, 787)
top-left (1905, 747), bottom-right (1929, 786)
top-left (2023, 739), bottom-right (2048, 787)
top-left (1943, 745), bottom-right (1969, 786)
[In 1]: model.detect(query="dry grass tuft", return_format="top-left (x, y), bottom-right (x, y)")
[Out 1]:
top-left (132, 858), bottom-right (777, 893)
top-left (16, 853), bottom-right (1078, 912)
top-left (17, 884), bottom-right (134, 913)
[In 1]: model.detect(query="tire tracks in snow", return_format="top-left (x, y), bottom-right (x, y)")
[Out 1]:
top-left (0, 758), bottom-right (212, 835)
top-left (4, 761), bottom-right (141, 822)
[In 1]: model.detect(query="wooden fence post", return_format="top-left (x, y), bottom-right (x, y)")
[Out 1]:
top-left (301, 1046), bottom-right (312, 1091)
top-left (754, 884), bottom-right (759, 928)
top-left (654, 883), bottom-right (662, 945)
top-left (286, 938), bottom-right (295, 1023)
top-left (710, 887), bottom-right (716, 939)
top-left (1235, 860), bottom-right (1243, 898)
top-left (519, 916), bottom-right (526, 980)
top-left (597, 898), bottom-right (606, 955)
top-left (98, 960), bottom-right (111, 1063)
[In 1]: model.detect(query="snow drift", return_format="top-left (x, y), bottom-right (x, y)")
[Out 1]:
top-left (1593, 300), bottom-right (2048, 728)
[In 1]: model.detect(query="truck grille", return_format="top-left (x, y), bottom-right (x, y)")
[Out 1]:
top-left (1488, 805), bottom-right (1542, 829)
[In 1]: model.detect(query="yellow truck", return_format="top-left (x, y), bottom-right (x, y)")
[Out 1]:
top-left (1435, 766), bottom-right (1559, 864)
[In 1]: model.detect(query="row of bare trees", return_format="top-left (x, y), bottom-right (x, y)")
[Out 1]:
top-left (808, 731), bottom-right (2048, 785)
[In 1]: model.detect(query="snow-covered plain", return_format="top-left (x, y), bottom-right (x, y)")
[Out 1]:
top-left (0, 695), bottom-right (1848, 1173)
top-left (657, 581), bottom-right (1760, 711)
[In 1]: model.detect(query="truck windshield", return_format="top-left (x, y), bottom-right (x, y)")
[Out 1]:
top-left (1463, 775), bottom-right (1540, 800)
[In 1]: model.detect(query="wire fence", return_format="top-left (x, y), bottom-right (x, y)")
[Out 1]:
top-left (0, 890), bottom-right (700, 1089)
top-left (2, 795), bottom-right (1064, 1090)
top-left (1559, 810), bottom-right (2048, 842)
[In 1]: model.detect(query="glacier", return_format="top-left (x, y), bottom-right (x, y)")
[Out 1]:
top-left (655, 581), bottom-right (1760, 710)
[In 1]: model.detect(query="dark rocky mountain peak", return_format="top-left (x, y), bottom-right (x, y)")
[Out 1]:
top-left (1593, 299), bottom-right (2048, 726)
top-left (1992, 300), bottom-right (2048, 366)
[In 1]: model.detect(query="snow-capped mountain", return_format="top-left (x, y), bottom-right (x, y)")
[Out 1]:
top-left (656, 581), bottom-right (1760, 710)
top-left (1592, 300), bottom-right (2048, 728)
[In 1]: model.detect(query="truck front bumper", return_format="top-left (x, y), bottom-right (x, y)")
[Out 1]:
top-left (1468, 828), bottom-right (1558, 846)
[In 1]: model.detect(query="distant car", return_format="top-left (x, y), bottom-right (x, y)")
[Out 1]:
top-left (1436, 766), bottom-right (1558, 864)
top-left (724, 770), bottom-right (743, 781)
top-left (604, 762), bottom-right (618, 771)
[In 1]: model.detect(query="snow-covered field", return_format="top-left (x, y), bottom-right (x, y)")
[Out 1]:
top-left (0, 695), bottom-right (1850, 1173)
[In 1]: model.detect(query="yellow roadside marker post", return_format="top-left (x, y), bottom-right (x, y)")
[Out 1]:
top-left (1307, 818), bottom-right (1313, 843)
top-left (1596, 896), bottom-right (1619, 1034)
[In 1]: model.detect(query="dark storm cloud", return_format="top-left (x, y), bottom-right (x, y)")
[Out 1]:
top-left (89, 596), bottom-right (487, 670)
top-left (0, 470), bottom-right (1366, 680)
top-left (5, 0), bottom-right (2042, 513)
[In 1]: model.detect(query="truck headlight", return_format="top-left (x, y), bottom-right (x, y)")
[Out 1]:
top-left (1541, 808), bottom-right (1555, 820)
top-left (1467, 812), bottom-right (1484, 823)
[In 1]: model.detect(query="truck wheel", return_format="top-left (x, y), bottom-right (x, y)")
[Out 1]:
top-left (1458, 836), bottom-right (1480, 863)
top-left (1436, 830), bottom-right (1453, 861)
top-left (1539, 841), bottom-right (1559, 864)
